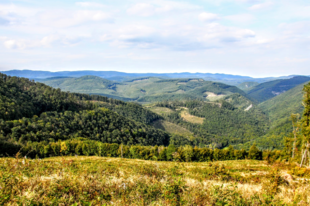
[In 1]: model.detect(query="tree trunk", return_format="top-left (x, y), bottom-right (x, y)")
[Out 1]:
top-left (300, 150), bottom-right (307, 167)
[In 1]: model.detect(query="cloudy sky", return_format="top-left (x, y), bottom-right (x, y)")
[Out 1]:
top-left (0, 0), bottom-right (309, 77)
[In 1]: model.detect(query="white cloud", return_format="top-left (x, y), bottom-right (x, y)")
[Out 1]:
top-left (249, 2), bottom-right (273, 10)
top-left (40, 35), bottom-right (61, 47)
top-left (234, 0), bottom-right (262, 3)
top-left (38, 10), bottom-right (113, 28)
top-left (199, 12), bottom-right (219, 22)
top-left (127, 1), bottom-right (201, 17)
top-left (225, 14), bottom-right (254, 24)
top-left (127, 3), bottom-right (155, 17)
top-left (76, 2), bottom-right (106, 8)
top-left (4, 39), bottom-right (25, 49)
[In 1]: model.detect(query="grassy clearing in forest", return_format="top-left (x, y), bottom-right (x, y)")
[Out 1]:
top-left (1, 156), bottom-right (309, 205)
top-left (180, 109), bottom-right (204, 124)
top-left (148, 106), bottom-right (174, 116)
top-left (152, 120), bottom-right (193, 136)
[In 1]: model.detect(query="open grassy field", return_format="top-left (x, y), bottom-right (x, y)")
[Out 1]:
top-left (148, 106), bottom-right (174, 116)
top-left (180, 109), bottom-right (204, 124)
top-left (152, 120), bottom-right (193, 136)
top-left (1, 156), bottom-right (309, 205)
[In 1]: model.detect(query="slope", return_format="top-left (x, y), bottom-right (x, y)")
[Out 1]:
top-left (147, 97), bottom-right (268, 148)
top-left (248, 81), bottom-right (310, 150)
top-left (39, 76), bottom-right (249, 103)
top-left (237, 82), bottom-right (259, 91)
top-left (0, 108), bottom-right (169, 147)
top-left (0, 73), bottom-right (162, 125)
top-left (259, 81), bottom-right (309, 132)
top-left (247, 76), bottom-right (310, 103)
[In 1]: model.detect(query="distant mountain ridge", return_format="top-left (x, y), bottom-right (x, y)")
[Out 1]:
top-left (2, 69), bottom-right (300, 85)
top-left (246, 76), bottom-right (310, 103)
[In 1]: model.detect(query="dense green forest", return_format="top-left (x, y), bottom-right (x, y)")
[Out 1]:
top-left (151, 98), bottom-right (268, 149)
top-left (1, 72), bottom-right (310, 156)
top-left (0, 108), bottom-right (169, 146)
top-left (0, 73), bottom-right (170, 156)
top-left (0, 73), bottom-right (161, 125)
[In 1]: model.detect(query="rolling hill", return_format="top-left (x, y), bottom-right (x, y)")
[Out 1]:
top-left (38, 76), bottom-right (250, 103)
top-left (246, 76), bottom-right (310, 103)
top-left (147, 97), bottom-right (268, 149)
top-left (244, 81), bottom-right (310, 150)
top-left (259, 81), bottom-right (309, 132)
top-left (2, 71), bottom-right (308, 151)
top-left (237, 82), bottom-right (259, 91)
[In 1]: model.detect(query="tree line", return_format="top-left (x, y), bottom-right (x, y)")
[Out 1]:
top-left (1, 138), bottom-right (277, 162)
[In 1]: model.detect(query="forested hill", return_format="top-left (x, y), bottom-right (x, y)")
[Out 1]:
top-left (0, 73), bottom-right (172, 154)
top-left (0, 108), bottom-right (169, 146)
top-left (247, 76), bottom-right (310, 103)
top-left (148, 97), bottom-right (268, 149)
top-left (0, 73), bottom-right (88, 121)
top-left (39, 75), bottom-right (251, 103)
top-left (0, 72), bottom-right (161, 124)
top-left (239, 81), bottom-right (310, 150)
top-left (259, 81), bottom-right (308, 130)
top-left (237, 82), bottom-right (259, 91)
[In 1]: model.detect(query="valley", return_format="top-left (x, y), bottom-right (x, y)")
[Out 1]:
top-left (1, 71), bottom-right (310, 205)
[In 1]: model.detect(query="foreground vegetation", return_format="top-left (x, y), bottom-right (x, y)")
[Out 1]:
top-left (1, 156), bottom-right (309, 205)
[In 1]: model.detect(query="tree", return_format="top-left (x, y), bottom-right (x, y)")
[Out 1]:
top-left (300, 83), bottom-right (310, 167)
top-left (166, 144), bottom-right (176, 161)
top-left (291, 113), bottom-right (300, 158)
top-left (248, 143), bottom-right (262, 160)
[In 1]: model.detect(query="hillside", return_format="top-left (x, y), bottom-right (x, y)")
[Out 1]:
top-left (259, 81), bottom-right (308, 130)
top-left (0, 73), bottom-right (175, 155)
top-left (247, 76), bottom-right (310, 103)
top-left (237, 81), bottom-right (259, 91)
top-left (148, 98), bottom-right (268, 148)
top-left (0, 108), bottom-right (169, 146)
top-left (39, 76), bottom-right (249, 103)
top-left (248, 81), bottom-right (310, 149)
top-left (0, 73), bottom-right (92, 121)
top-left (0, 73), bottom-right (161, 125)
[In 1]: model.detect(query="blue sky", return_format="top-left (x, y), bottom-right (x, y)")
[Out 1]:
top-left (0, 0), bottom-right (309, 77)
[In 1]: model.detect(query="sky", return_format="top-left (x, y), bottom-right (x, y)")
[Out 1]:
top-left (0, 0), bottom-right (309, 77)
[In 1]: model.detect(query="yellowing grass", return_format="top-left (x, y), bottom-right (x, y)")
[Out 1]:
top-left (0, 157), bottom-right (309, 205)
top-left (152, 120), bottom-right (193, 136)
top-left (148, 106), bottom-right (174, 116)
top-left (180, 109), bottom-right (204, 124)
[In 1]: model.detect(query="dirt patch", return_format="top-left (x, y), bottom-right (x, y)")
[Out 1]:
top-left (244, 104), bottom-right (253, 111)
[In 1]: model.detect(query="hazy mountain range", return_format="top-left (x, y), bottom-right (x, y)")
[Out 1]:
top-left (2, 70), bottom-right (300, 85)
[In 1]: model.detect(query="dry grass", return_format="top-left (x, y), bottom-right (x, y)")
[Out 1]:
top-left (0, 157), bottom-right (309, 205)
top-left (152, 120), bottom-right (193, 136)
top-left (180, 109), bottom-right (204, 124)
top-left (148, 106), bottom-right (174, 116)
top-left (205, 92), bottom-right (226, 101)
